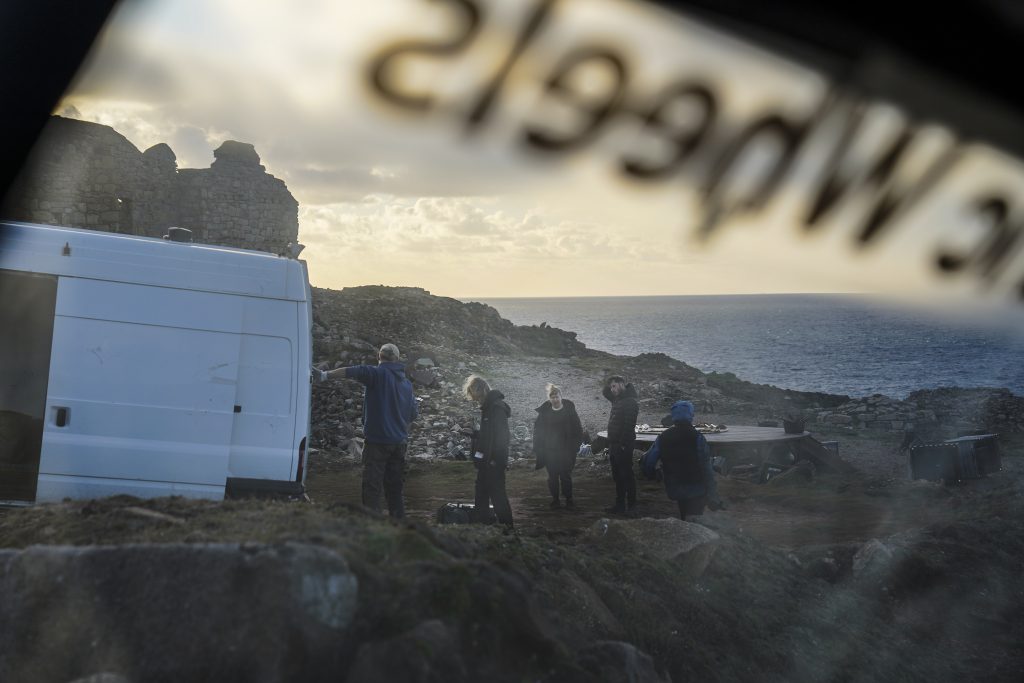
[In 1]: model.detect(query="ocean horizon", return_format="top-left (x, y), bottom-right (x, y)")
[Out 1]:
top-left (469, 294), bottom-right (1024, 399)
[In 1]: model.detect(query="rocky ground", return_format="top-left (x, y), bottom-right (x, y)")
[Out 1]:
top-left (2, 284), bottom-right (1023, 682)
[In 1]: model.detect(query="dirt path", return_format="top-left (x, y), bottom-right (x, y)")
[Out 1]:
top-left (306, 454), bottom-right (974, 548)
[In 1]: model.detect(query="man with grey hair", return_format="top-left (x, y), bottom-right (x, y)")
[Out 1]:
top-left (317, 343), bottom-right (417, 517)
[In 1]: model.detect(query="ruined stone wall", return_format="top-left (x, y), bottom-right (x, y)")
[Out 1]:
top-left (1, 117), bottom-right (298, 254)
top-left (804, 387), bottom-right (1024, 435)
top-left (175, 141), bottom-right (298, 254)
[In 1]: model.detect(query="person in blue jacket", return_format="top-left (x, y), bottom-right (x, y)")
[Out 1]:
top-left (643, 400), bottom-right (720, 520)
top-left (317, 343), bottom-right (417, 518)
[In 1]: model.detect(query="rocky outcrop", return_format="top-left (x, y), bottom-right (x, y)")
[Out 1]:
top-left (307, 285), bottom-right (1024, 464)
top-left (312, 285), bottom-right (587, 361)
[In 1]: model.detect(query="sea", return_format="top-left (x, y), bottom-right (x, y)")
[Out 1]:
top-left (470, 294), bottom-right (1024, 399)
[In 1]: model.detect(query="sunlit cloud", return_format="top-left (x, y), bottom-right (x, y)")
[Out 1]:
top-left (46, 0), bottom-right (1024, 304)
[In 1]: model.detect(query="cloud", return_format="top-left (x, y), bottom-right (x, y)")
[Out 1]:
top-left (298, 195), bottom-right (668, 270)
top-left (169, 125), bottom-right (216, 168)
top-left (52, 0), bottom-right (991, 299)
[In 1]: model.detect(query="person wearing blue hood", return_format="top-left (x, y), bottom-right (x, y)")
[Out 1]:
top-left (318, 343), bottom-right (417, 518)
top-left (642, 400), bottom-right (720, 520)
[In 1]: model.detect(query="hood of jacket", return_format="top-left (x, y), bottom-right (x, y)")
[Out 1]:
top-left (379, 361), bottom-right (407, 376)
top-left (483, 389), bottom-right (511, 416)
top-left (671, 400), bottom-right (695, 422)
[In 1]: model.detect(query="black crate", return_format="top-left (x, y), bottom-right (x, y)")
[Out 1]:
top-left (436, 502), bottom-right (487, 524)
top-left (908, 443), bottom-right (961, 483)
top-left (909, 434), bottom-right (1001, 483)
top-left (944, 434), bottom-right (1002, 476)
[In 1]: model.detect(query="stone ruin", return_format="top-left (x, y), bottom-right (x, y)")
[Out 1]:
top-left (0, 116), bottom-right (298, 254)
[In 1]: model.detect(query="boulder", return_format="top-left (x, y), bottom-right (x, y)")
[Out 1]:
top-left (0, 543), bottom-right (358, 683)
top-left (409, 368), bottom-right (438, 387)
top-left (544, 571), bottom-right (625, 640)
top-left (588, 517), bottom-right (720, 580)
top-left (852, 538), bottom-right (894, 578)
top-left (344, 619), bottom-right (466, 683)
top-left (68, 675), bottom-right (132, 683)
top-left (804, 555), bottom-right (842, 583)
top-left (570, 641), bottom-right (670, 683)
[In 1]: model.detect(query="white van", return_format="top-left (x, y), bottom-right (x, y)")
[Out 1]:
top-left (0, 221), bottom-right (313, 504)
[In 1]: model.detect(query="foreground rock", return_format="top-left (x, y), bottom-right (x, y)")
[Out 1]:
top-left (0, 543), bottom-right (358, 683)
top-left (589, 517), bottom-right (720, 580)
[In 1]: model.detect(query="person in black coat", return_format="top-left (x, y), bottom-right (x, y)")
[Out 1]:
top-left (464, 374), bottom-right (514, 528)
top-left (533, 383), bottom-right (583, 509)
top-left (603, 375), bottom-right (639, 514)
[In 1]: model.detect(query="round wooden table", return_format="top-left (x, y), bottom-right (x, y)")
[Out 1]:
top-left (597, 426), bottom-right (820, 472)
top-left (598, 425), bottom-right (810, 448)
top-left (596, 425), bottom-right (851, 475)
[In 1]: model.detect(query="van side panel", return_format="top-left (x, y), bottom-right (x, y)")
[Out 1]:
top-left (36, 278), bottom-right (242, 502)
top-left (36, 474), bottom-right (223, 501)
top-left (2, 223), bottom-right (314, 503)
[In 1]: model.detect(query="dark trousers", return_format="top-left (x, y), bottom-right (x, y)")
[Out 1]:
top-left (677, 496), bottom-right (706, 521)
top-left (547, 467), bottom-right (573, 502)
top-left (362, 440), bottom-right (407, 518)
top-left (609, 443), bottom-right (637, 507)
top-left (474, 459), bottom-right (513, 527)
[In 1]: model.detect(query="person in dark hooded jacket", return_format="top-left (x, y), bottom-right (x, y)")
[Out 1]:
top-left (464, 374), bottom-right (514, 528)
top-left (643, 400), bottom-right (720, 520)
top-left (533, 383), bottom-right (583, 509)
top-left (603, 375), bottom-right (639, 514)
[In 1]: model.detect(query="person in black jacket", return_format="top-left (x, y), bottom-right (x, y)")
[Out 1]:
top-left (642, 400), bottom-right (720, 520)
top-left (533, 383), bottom-right (583, 509)
top-left (603, 375), bottom-right (639, 514)
top-left (463, 374), bottom-right (514, 528)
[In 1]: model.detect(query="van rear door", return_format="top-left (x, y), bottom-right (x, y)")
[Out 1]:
top-left (227, 297), bottom-right (299, 483)
top-left (0, 269), bottom-right (56, 503)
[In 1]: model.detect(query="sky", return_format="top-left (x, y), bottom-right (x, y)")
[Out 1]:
top-left (50, 0), bottom-right (1024, 306)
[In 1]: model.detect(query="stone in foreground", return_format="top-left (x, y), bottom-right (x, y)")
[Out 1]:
top-left (0, 542), bottom-right (358, 683)
top-left (588, 517), bottom-right (720, 580)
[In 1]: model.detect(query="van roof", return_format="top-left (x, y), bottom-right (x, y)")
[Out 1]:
top-left (0, 221), bottom-right (309, 301)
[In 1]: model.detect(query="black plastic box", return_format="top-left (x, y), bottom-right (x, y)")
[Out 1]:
top-left (908, 434), bottom-right (1000, 483)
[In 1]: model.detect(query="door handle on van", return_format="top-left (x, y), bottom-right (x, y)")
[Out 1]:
top-left (54, 406), bottom-right (69, 427)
